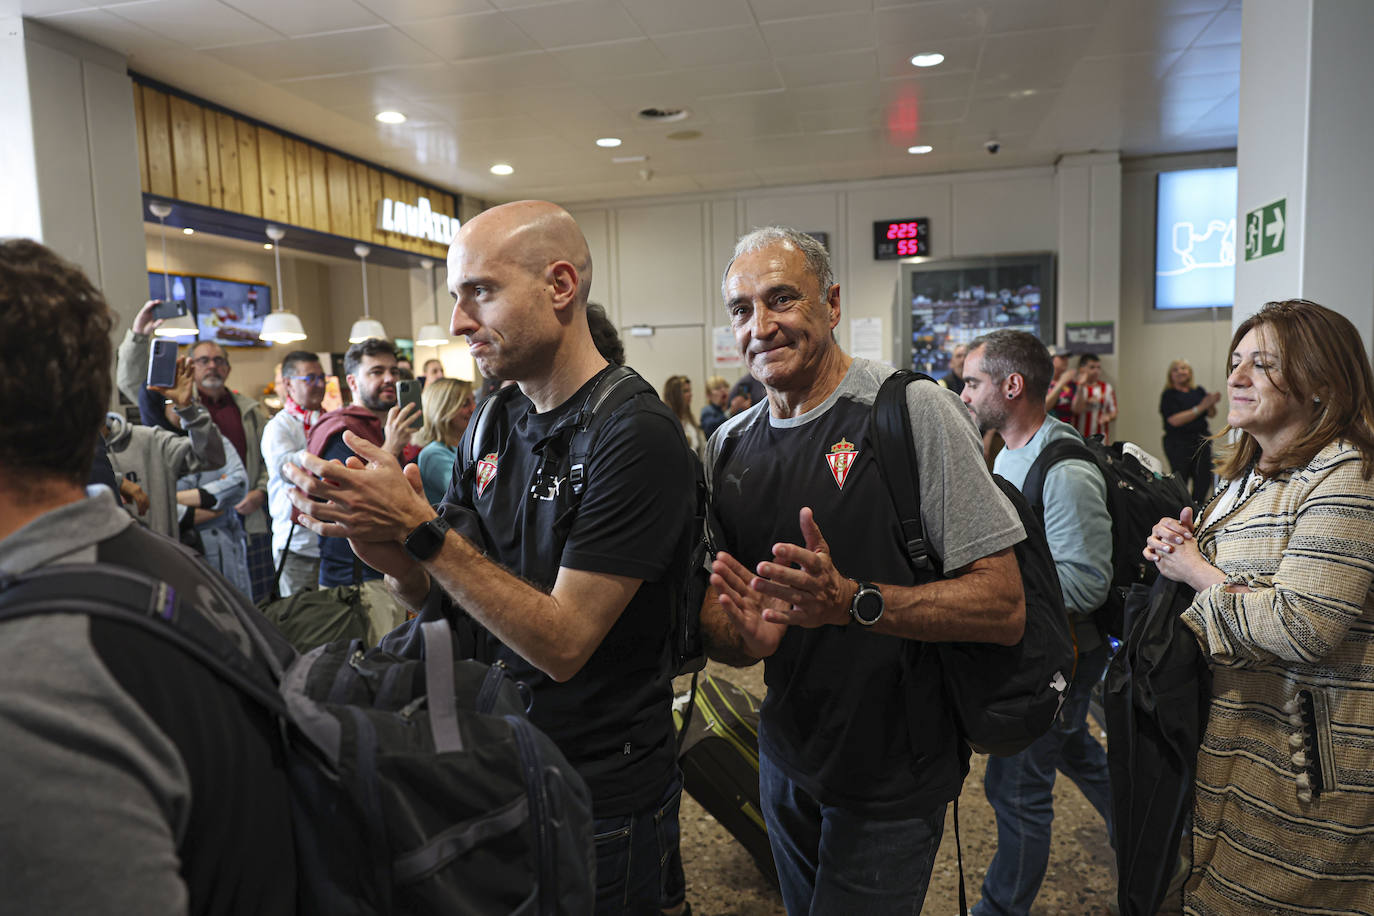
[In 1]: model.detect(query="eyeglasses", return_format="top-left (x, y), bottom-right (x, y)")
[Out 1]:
top-left (288, 374), bottom-right (328, 385)
top-left (192, 356), bottom-right (229, 368)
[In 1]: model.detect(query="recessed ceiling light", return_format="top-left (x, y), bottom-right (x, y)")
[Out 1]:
top-left (908, 145), bottom-right (934, 154)
top-left (636, 107), bottom-right (689, 123)
top-left (490, 163), bottom-right (514, 176)
top-left (596, 137), bottom-right (622, 148)
top-left (264, 243), bottom-right (274, 250)
top-left (910, 52), bottom-right (945, 68)
top-left (182, 227), bottom-right (194, 235)
top-left (375, 110), bottom-right (407, 124)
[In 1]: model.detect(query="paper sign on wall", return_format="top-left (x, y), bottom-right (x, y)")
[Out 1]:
top-left (850, 317), bottom-right (884, 362)
top-left (712, 326), bottom-right (743, 369)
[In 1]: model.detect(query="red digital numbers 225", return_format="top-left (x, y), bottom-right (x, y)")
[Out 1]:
top-left (886, 221), bottom-right (921, 240)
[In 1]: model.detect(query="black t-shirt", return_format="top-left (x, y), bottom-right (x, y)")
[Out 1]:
top-left (1160, 386), bottom-right (1210, 442)
top-left (706, 363), bottom-right (1023, 817)
top-left (447, 367), bottom-right (694, 817)
top-left (318, 434), bottom-right (383, 586)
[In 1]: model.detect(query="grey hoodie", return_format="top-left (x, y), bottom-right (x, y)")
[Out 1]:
top-left (104, 407), bottom-right (225, 540)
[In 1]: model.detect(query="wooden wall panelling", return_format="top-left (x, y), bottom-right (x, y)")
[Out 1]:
top-left (310, 146), bottom-right (331, 235)
top-left (168, 94), bottom-right (209, 205)
top-left (326, 152), bottom-right (352, 237)
top-left (257, 127), bottom-right (288, 223)
top-left (292, 139), bottom-right (314, 229)
top-left (281, 135), bottom-right (300, 225)
top-left (368, 168), bottom-right (385, 246)
top-left (202, 113), bottom-right (222, 209)
top-left (237, 121), bottom-right (262, 218)
top-left (349, 159), bottom-right (368, 242)
top-left (132, 84), bottom-right (149, 192)
top-left (142, 86), bottom-right (174, 198)
top-left (217, 112), bottom-right (242, 213)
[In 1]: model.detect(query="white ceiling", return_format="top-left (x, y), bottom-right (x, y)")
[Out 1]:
top-left (24, 0), bottom-right (1243, 204)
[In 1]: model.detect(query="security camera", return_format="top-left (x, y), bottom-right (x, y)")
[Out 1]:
top-left (984, 139), bottom-right (1000, 155)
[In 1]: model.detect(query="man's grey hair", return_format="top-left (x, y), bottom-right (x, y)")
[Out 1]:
top-left (968, 330), bottom-right (1054, 401)
top-left (721, 227), bottom-right (834, 303)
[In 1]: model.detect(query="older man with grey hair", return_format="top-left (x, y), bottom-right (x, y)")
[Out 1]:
top-left (700, 225), bottom-right (1027, 913)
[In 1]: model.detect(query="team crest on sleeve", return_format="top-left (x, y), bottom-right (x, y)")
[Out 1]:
top-left (825, 438), bottom-right (858, 489)
top-left (475, 452), bottom-right (499, 497)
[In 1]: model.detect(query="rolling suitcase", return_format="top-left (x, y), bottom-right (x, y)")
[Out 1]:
top-left (674, 673), bottom-right (777, 886)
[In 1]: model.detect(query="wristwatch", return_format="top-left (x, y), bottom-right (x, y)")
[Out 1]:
top-left (848, 580), bottom-right (884, 627)
top-left (403, 515), bottom-right (452, 562)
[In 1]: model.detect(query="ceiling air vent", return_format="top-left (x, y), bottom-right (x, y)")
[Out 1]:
top-left (636, 107), bottom-right (690, 123)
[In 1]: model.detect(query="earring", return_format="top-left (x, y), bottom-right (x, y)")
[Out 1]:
top-left (1314, 395), bottom-right (1322, 405)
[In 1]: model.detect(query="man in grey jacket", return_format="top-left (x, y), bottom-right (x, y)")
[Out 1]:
top-left (117, 302), bottom-right (272, 598)
top-left (0, 239), bottom-right (296, 914)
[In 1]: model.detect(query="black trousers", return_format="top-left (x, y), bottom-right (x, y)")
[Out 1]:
top-left (1163, 437), bottom-right (1213, 505)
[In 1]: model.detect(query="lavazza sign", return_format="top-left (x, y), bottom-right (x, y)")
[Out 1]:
top-left (376, 196), bottom-right (459, 245)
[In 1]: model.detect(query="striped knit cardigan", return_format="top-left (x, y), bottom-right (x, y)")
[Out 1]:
top-left (1182, 440), bottom-right (1374, 915)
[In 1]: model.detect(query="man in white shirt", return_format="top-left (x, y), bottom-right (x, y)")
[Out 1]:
top-left (262, 350), bottom-right (326, 595)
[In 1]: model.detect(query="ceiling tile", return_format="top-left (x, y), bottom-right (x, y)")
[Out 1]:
top-left (749, 0), bottom-right (872, 24)
top-left (398, 10), bottom-right (540, 59)
top-left (985, 0), bottom-right (1107, 35)
top-left (972, 26), bottom-right (1093, 96)
top-left (354, 0), bottom-right (494, 21)
top-left (31, 7), bottom-right (181, 54)
top-left (1191, 90), bottom-right (1238, 133)
top-left (1193, 6), bottom-right (1240, 47)
top-left (1167, 42), bottom-right (1240, 77)
top-left (620, 0), bottom-right (754, 35)
top-left (959, 91), bottom-right (1057, 135)
top-left (692, 170), bottom-right (763, 192)
top-left (880, 70), bottom-right (974, 102)
top-left (873, 1), bottom-right (989, 46)
top-left (761, 12), bottom-right (876, 55)
top-left (503, 0), bottom-right (644, 49)
top-left (551, 38), bottom-right (672, 80)
top-left (21, 0), bottom-right (102, 15)
top-left (206, 26), bottom-right (443, 80)
top-left (275, 69), bottom-right (419, 108)
top-left (651, 25), bottom-right (769, 68)
top-left (778, 48), bottom-right (877, 88)
top-left (220, 0), bottom-right (383, 37)
top-left (1086, 8), bottom-right (1212, 55)
top-left (108, 0), bottom-right (284, 48)
top-left (447, 49), bottom-right (569, 90)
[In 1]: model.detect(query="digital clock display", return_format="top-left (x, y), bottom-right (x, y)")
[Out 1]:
top-left (873, 218), bottom-right (929, 259)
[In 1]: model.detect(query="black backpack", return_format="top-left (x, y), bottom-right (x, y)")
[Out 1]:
top-left (870, 371), bottom-right (1077, 758)
top-left (0, 529), bottom-right (596, 916)
top-left (464, 366), bottom-right (708, 677)
top-left (1021, 434), bottom-right (1192, 637)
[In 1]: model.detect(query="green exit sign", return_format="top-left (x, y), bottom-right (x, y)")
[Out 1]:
top-left (1244, 198), bottom-right (1287, 261)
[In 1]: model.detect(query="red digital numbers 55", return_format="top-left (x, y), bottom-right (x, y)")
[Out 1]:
top-left (886, 221), bottom-right (921, 240)
top-left (897, 238), bottom-right (922, 255)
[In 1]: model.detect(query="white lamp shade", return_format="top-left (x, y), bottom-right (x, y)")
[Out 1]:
top-left (414, 323), bottom-right (449, 346)
top-left (153, 313), bottom-right (198, 338)
top-left (348, 317), bottom-right (388, 343)
top-left (260, 311), bottom-right (307, 343)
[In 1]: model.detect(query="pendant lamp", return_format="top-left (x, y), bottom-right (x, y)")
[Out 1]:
top-left (414, 258), bottom-right (449, 346)
top-left (259, 225), bottom-right (307, 343)
top-left (348, 243), bottom-right (387, 343)
top-left (148, 201), bottom-right (198, 339)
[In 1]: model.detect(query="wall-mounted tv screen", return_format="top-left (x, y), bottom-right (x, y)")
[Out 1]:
top-left (193, 276), bottom-right (272, 347)
top-left (1155, 166), bottom-right (1237, 311)
top-left (146, 271), bottom-right (194, 314)
top-left (898, 255), bottom-right (1055, 375)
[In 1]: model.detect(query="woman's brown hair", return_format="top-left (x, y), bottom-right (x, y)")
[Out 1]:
top-left (1214, 299), bottom-right (1374, 480)
top-left (662, 375), bottom-right (700, 430)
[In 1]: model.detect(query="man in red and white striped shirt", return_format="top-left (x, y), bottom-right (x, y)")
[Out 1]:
top-left (1071, 354), bottom-right (1117, 443)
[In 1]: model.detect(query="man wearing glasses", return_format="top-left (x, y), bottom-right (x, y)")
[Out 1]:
top-left (262, 350), bottom-right (328, 595)
top-left (187, 340), bottom-right (273, 599)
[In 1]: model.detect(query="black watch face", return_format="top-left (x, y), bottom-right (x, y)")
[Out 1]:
top-left (853, 587), bottom-right (883, 624)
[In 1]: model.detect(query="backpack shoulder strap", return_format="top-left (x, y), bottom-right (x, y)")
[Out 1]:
top-left (0, 563), bottom-right (284, 714)
top-left (467, 384), bottom-right (521, 467)
top-left (869, 369), bottom-right (939, 575)
top-left (566, 365), bottom-right (654, 498)
top-left (1021, 436), bottom-right (1096, 518)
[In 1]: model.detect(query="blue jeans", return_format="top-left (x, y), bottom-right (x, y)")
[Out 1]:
top-left (760, 752), bottom-right (946, 915)
top-left (973, 642), bottom-right (1115, 916)
top-left (592, 771), bottom-right (685, 915)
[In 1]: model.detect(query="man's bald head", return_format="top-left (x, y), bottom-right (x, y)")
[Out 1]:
top-left (453, 200), bottom-right (593, 306)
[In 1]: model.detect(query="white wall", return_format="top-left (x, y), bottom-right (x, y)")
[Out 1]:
top-left (567, 165), bottom-right (1065, 415)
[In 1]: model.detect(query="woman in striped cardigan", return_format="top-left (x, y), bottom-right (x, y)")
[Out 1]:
top-left (1145, 299), bottom-right (1374, 915)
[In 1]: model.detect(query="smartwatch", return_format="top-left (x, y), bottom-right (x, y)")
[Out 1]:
top-left (403, 515), bottom-right (452, 562)
top-left (849, 580), bottom-right (884, 627)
